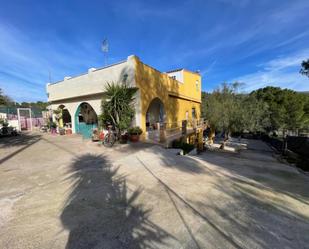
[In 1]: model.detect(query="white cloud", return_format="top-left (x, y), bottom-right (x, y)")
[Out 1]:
top-left (263, 50), bottom-right (309, 71)
top-left (232, 50), bottom-right (309, 92)
top-left (270, 0), bottom-right (309, 24)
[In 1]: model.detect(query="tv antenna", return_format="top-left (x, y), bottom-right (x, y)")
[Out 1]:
top-left (101, 39), bottom-right (109, 66)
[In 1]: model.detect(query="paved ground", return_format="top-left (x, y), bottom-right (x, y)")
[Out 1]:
top-left (0, 133), bottom-right (308, 249)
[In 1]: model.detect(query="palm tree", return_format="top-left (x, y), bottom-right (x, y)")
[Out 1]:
top-left (100, 82), bottom-right (138, 137)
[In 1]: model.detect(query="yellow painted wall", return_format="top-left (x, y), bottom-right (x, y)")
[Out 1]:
top-left (134, 57), bottom-right (202, 137)
top-left (182, 70), bottom-right (201, 101)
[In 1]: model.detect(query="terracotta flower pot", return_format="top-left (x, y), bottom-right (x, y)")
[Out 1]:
top-left (66, 129), bottom-right (72, 135)
top-left (99, 132), bottom-right (105, 141)
top-left (130, 134), bottom-right (139, 142)
top-left (59, 128), bottom-right (66, 135)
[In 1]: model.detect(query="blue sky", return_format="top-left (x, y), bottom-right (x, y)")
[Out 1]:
top-left (0, 0), bottom-right (308, 102)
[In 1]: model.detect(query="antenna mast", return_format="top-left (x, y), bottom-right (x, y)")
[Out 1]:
top-left (102, 39), bottom-right (109, 66)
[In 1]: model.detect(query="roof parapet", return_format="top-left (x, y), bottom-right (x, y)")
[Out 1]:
top-left (88, 68), bottom-right (96, 73)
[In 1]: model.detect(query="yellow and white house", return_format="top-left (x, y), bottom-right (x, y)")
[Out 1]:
top-left (47, 55), bottom-right (202, 140)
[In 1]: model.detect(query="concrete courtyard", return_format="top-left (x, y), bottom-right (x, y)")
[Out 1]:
top-left (0, 133), bottom-right (308, 249)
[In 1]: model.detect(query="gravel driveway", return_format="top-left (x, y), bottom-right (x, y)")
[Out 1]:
top-left (0, 133), bottom-right (308, 249)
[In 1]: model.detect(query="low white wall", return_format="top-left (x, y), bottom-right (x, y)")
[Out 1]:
top-left (1, 113), bottom-right (19, 131)
top-left (166, 70), bottom-right (184, 83)
top-left (47, 55), bottom-right (142, 134)
top-left (47, 55), bottom-right (137, 102)
top-left (8, 120), bottom-right (19, 130)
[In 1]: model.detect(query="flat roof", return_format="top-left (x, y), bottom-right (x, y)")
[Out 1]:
top-left (166, 68), bottom-right (184, 73)
top-left (49, 59), bottom-right (126, 85)
top-left (166, 68), bottom-right (200, 75)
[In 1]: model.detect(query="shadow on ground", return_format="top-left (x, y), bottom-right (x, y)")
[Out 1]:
top-left (193, 178), bottom-right (309, 248)
top-left (142, 146), bottom-right (207, 174)
top-left (61, 154), bottom-right (173, 249)
top-left (188, 144), bottom-right (309, 248)
top-left (0, 133), bottom-right (41, 148)
top-left (137, 156), bottom-right (241, 249)
top-left (195, 145), bottom-right (309, 203)
top-left (0, 133), bottom-right (42, 164)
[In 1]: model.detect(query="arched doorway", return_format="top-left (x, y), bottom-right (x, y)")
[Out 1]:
top-left (74, 102), bottom-right (98, 138)
top-left (58, 105), bottom-right (72, 128)
top-left (146, 97), bottom-right (165, 130)
top-left (146, 98), bottom-right (165, 142)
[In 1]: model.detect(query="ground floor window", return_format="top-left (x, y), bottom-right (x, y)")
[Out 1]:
top-left (192, 107), bottom-right (196, 119)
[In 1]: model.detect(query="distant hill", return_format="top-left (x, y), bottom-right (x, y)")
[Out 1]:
top-left (298, 91), bottom-right (309, 95)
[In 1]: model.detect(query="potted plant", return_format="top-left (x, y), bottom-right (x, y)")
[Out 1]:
top-left (120, 132), bottom-right (129, 144)
top-left (66, 128), bottom-right (72, 135)
top-left (91, 128), bottom-right (100, 142)
top-left (49, 121), bottom-right (57, 135)
top-left (0, 118), bottom-right (10, 136)
top-left (59, 128), bottom-right (66, 135)
top-left (128, 126), bottom-right (142, 142)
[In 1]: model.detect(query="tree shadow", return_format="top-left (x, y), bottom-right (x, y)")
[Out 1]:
top-left (61, 154), bottom-right (173, 249)
top-left (194, 147), bottom-right (309, 203)
top-left (0, 133), bottom-right (42, 164)
top-left (174, 141), bottom-right (309, 247)
top-left (147, 146), bottom-right (207, 174)
top-left (0, 132), bottom-right (41, 148)
top-left (193, 181), bottom-right (309, 248)
top-left (136, 156), bottom-right (242, 248)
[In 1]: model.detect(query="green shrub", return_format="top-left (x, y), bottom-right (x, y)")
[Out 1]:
top-left (0, 117), bottom-right (8, 127)
top-left (47, 120), bottom-right (57, 129)
top-left (127, 126), bottom-right (142, 135)
top-left (172, 140), bottom-right (195, 154)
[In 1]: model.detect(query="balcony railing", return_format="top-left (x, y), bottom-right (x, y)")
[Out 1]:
top-left (145, 118), bottom-right (206, 144)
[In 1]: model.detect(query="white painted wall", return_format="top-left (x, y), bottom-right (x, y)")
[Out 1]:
top-left (0, 112), bottom-right (7, 120)
top-left (47, 55), bottom-right (140, 134)
top-left (50, 96), bottom-right (102, 133)
top-left (0, 112), bottom-right (25, 131)
top-left (47, 55), bottom-right (137, 102)
top-left (8, 120), bottom-right (19, 130)
top-left (166, 70), bottom-right (184, 83)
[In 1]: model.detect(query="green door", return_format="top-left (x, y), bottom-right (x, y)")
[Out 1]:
top-left (75, 105), bottom-right (97, 139)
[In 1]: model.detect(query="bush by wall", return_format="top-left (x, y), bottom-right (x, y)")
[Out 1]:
top-left (172, 140), bottom-right (195, 154)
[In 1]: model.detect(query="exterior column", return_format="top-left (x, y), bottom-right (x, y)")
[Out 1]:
top-left (59, 110), bottom-right (64, 128)
top-left (66, 105), bottom-right (78, 134)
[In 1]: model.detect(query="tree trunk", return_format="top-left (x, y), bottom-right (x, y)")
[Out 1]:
top-left (209, 126), bottom-right (215, 144)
